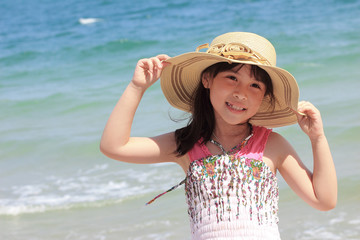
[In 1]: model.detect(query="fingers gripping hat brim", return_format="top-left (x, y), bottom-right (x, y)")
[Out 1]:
top-left (160, 32), bottom-right (300, 128)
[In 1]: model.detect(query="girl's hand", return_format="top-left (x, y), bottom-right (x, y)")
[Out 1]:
top-left (295, 101), bottom-right (325, 141)
top-left (131, 54), bottom-right (170, 90)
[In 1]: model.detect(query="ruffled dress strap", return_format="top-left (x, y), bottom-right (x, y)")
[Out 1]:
top-left (239, 125), bottom-right (272, 160)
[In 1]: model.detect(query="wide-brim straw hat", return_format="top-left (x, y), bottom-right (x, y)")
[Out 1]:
top-left (160, 32), bottom-right (300, 128)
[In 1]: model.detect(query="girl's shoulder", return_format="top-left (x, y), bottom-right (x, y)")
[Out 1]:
top-left (264, 131), bottom-right (297, 167)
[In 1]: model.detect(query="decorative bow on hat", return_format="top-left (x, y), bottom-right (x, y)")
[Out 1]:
top-left (196, 43), bottom-right (271, 66)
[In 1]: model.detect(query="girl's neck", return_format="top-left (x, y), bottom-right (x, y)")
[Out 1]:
top-left (212, 122), bottom-right (251, 152)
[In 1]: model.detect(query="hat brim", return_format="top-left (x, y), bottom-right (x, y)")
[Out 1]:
top-left (160, 52), bottom-right (299, 128)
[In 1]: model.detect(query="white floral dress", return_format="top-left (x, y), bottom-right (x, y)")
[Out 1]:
top-left (186, 126), bottom-right (280, 239)
top-left (146, 126), bottom-right (281, 239)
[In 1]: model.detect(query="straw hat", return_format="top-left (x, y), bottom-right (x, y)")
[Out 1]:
top-left (160, 32), bottom-right (299, 128)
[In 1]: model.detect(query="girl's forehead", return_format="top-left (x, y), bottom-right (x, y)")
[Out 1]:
top-left (223, 65), bottom-right (253, 76)
top-left (229, 64), bottom-right (251, 74)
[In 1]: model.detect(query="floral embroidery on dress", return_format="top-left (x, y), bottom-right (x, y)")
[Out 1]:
top-left (245, 159), bottom-right (265, 180)
top-left (185, 153), bottom-right (279, 229)
top-left (202, 156), bottom-right (218, 179)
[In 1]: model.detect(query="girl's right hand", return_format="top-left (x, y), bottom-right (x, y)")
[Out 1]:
top-left (131, 54), bottom-right (170, 90)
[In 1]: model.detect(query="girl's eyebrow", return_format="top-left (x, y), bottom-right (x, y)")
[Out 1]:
top-left (225, 69), bottom-right (262, 82)
top-left (224, 69), bottom-right (240, 74)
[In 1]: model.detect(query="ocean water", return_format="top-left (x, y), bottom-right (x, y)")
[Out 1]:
top-left (1, 0), bottom-right (360, 239)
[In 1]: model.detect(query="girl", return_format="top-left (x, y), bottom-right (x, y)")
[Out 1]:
top-left (100, 32), bottom-right (337, 239)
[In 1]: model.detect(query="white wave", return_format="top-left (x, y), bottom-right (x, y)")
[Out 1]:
top-left (329, 211), bottom-right (346, 225)
top-left (301, 227), bottom-right (342, 240)
top-left (0, 163), bottom-right (181, 216)
top-left (77, 164), bottom-right (108, 175)
top-left (79, 18), bottom-right (102, 25)
top-left (0, 177), bottom-right (147, 216)
top-left (0, 195), bottom-right (102, 216)
top-left (349, 218), bottom-right (360, 225)
top-left (0, 190), bottom-right (122, 216)
top-left (12, 184), bottom-right (45, 197)
top-left (0, 204), bottom-right (47, 216)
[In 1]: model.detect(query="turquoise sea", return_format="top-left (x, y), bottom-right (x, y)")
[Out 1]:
top-left (1, 0), bottom-right (360, 239)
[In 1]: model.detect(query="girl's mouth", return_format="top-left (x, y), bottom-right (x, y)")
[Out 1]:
top-left (226, 102), bottom-right (246, 111)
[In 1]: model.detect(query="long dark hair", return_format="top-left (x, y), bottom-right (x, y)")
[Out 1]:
top-left (174, 62), bottom-right (275, 156)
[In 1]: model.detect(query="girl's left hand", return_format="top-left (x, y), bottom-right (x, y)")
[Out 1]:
top-left (295, 101), bottom-right (325, 141)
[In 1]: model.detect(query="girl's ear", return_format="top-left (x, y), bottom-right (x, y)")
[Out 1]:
top-left (202, 73), bottom-right (211, 89)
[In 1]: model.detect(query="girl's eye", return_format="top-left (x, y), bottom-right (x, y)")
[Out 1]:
top-left (227, 76), bottom-right (237, 81)
top-left (251, 83), bottom-right (261, 89)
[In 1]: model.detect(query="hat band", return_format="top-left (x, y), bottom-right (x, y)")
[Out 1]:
top-left (196, 43), bottom-right (271, 66)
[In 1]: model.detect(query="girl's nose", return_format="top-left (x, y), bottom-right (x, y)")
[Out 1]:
top-left (233, 88), bottom-right (247, 100)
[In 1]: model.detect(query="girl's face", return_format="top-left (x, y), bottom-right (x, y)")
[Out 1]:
top-left (202, 64), bottom-right (266, 126)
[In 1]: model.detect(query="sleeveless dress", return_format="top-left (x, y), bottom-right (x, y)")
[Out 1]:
top-left (146, 125), bottom-right (281, 239)
top-left (186, 126), bottom-right (280, 239)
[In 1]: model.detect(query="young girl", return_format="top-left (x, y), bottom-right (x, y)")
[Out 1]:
top-left (100, 32), bottom-right (337, 239)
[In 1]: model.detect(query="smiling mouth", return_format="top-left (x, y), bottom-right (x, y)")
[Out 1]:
top-left (226, 102), bottom-right (246, 111)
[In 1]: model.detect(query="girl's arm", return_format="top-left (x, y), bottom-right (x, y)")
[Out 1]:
top-left (100, 55), bottom-right (183, 165)
top-left (274, 101), bottom-right (337, 211)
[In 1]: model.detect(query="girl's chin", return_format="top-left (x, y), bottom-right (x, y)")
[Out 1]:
top-left (218, 117), bottom-right (250, 127)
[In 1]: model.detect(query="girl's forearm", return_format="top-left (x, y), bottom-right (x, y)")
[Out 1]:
top-left (100, 82), bottom-right (146, 154)
top-left (100, 55), bottom-right (170, 160)
top-left (311, 135), bottom-right (337, 210)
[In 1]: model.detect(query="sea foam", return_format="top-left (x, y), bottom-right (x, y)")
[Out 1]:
top-left (79, 18), bottom-right (102, 25)
top-left (0, 164), bottom-right (162, 216)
